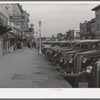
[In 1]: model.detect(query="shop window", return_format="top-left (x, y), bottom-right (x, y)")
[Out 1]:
top-left (97, 24), bottom-right (100, 31)
top-left (96, 14), bottom-right (100, 20)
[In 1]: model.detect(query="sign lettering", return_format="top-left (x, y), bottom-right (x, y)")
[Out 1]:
top-left (10, 16), bottom-right (26, 22)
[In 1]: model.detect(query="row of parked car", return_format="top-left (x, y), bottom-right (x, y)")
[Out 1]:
top-left (41, 40), bottom-right (100, 88)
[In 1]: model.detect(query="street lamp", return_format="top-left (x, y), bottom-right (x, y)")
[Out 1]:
top-left (39, 21), bottom-right (42, 54)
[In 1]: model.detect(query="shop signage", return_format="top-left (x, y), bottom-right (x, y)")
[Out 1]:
top-left (10, 16), bottom-right (26, 22)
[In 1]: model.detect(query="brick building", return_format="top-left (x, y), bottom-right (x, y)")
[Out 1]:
top-left (80, 21), bottom-right (91, 39)
top-left (80, 18), bottom-right (96, 39)
top-left (92, 5), bottom-right (100, 39)
top-left (90, 18), bottom-right (96, 38)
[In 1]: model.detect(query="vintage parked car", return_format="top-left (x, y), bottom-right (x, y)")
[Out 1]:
top-left (51, 40), bottom-right (80, 66)
top-left (47, 41), bottom-right (71, 61)
top-left (41, 41), bottom-right (59, 55)
top-left (47, 46), bottom-right (61, 61)
top-left (59, 40), bottom-right (100, 72)
top-left (41, 44), bottom-right (51, 55)
top-left (41, 41), bottom-right (60, 56)
top-left (62, 50), bottom-right (100, 87)
top-left (74, 52), bottom-right (100, 88)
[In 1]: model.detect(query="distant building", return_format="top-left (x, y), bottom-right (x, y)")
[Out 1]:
top-left (75, 30), bottom-right (80, 39)
top-left (66, 30), bottom-right (80, 40)
top-left (21, 10), bottom-right (29, 31)
top-left (24, 25), bottom-right (34, 42)
top-left (90, 18), bottom-right (96, 38)
top-left (80, 18), bottom-right (96, 39)
top-left (80, 21), bottom-right (91, 39)
top-left (92, 5), bottom-right (100, 39)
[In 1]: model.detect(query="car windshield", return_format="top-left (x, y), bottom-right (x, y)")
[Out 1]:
top-left (73, 42), bottom-right (92, 50)
top-left (73, 44), bottom-right (80, 50)
top-left (80, 43), bottom-right (90, 50)
top-left (60, 42), bottom-right (70, 47)
top-left (90, 42), bottom-right (100, 50)
top-left (67, 42), bottom-right (77, 48)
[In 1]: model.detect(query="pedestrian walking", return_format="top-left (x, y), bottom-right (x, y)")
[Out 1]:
top-left (32, 42), bottom-right (34, 49)
top-left (20, 41), bottom-right (24, 51)
top-left (33, 41), bottom-right (36, 48)
top-left (29, 41), bottom-right (32, 49)
top-left (17, 41), bottom-right (20, 51)
top-left (27, 41), bottom-right (31, 49)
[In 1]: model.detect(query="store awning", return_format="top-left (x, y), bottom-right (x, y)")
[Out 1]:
top-left (0, 24), bottom-right (12, 35)
top-left (7, 32), bottom-right (22, 39)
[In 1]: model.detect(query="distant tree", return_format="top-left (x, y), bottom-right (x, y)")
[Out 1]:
top-left (57, 33), bottom-right (63, 41)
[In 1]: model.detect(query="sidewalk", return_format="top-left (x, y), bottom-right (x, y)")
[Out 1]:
top-left (32, 49), bottom-right (71, 88)
top-left (0, 48), bottom-right (71, 88)
top-left (0, 48), bottom-right (34, 88)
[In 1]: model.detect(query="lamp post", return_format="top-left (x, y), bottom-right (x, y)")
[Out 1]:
top-left (39, 21), bottom-right (42, 54)
top-left (36, 31), bottom-right (38, 49)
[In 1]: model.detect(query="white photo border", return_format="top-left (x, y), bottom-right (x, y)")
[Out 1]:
top-left (0, 1), bottom-right (100, 98)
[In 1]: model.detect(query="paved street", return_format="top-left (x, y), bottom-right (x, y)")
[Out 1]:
top-left (0, 48), bottom-right (71, 88)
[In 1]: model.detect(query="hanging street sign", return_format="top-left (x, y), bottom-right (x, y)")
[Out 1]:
top-left (10, 16), bottom-right (26, 22)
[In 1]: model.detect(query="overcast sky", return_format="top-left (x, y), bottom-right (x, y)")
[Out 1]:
top-left (20, 3), bottom-right (99, 37)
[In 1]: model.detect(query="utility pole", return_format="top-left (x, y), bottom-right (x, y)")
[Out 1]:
top-left (39, 21), bottom-right (42, 54)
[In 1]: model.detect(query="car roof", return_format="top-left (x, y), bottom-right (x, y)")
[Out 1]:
top-left (73, 39), bottom-right (100, 44)
top-left (76, 50), bottom-right (100, 56)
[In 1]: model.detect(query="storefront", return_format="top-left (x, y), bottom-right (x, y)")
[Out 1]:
top-left (7, 32), bottom-right (23, 52)
top-left (0, 24), bottom-right (12, 55)
top-left (95, 31), bottom-right (100, 39)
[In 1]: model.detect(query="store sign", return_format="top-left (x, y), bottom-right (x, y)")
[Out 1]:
top-left (10, 16), bottom-right (26, 22)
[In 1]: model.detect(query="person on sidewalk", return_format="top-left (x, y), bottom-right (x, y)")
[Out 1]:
top-left (33, 41), bottom-right (36, 48)
top-left (17, 41), bottom-right (20, 52)
top-left (29, 41), bottom-right (32, 49)
top-left (27, 41), bottom-right (31, 49)
top-left (20, 41), bottom-right (24, 52)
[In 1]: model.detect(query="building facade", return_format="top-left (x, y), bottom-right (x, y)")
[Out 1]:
top-left (92, 5), bottom-right (100, 39)
top-left (7, 4), bottom-right (24, 53)
top-left (24, 24), bottom-right (34, 42)
top-left (0, 3), bottom-right (30, 55)
top-left (80, 18), bottom-right (96, 40)
top-left (8, 4), bottom-right (30, 52)
top-left (66, 30), bottom-right (80, 40)
top-left (80, 21), bottom-right (91, 39)
top-left (0, 4), bottom-right (11, 55)
top-left (90, 18), bottom-right (96, 38)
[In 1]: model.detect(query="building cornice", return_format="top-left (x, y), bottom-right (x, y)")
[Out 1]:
top-left (92, 5), bottom-right (100, 11)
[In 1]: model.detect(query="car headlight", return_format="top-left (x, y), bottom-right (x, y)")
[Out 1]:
top-left (60, 58), bottom-right (63, 62)
top-left (50, 51), bottom-right (52, 53)
top-left (54, 54), bottom-right (57, 57)
top-left (69, 58), bottom-right (73, 63)
top-left (63, 54), bottom-right (65, 57)
top-left (86, 66), bottom-right (93, 73)
top-left (82, 58), bottom-right (87, 63)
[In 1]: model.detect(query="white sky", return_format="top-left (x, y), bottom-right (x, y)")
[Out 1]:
top-left (20, 2), bottom-right (99, 37)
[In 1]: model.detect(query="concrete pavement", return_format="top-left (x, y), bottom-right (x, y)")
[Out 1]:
top-left (0, 48), bottom-right (71, 88)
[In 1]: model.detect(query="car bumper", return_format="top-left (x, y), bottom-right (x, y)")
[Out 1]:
top-left (62, 73), bottom-right (80, 77)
